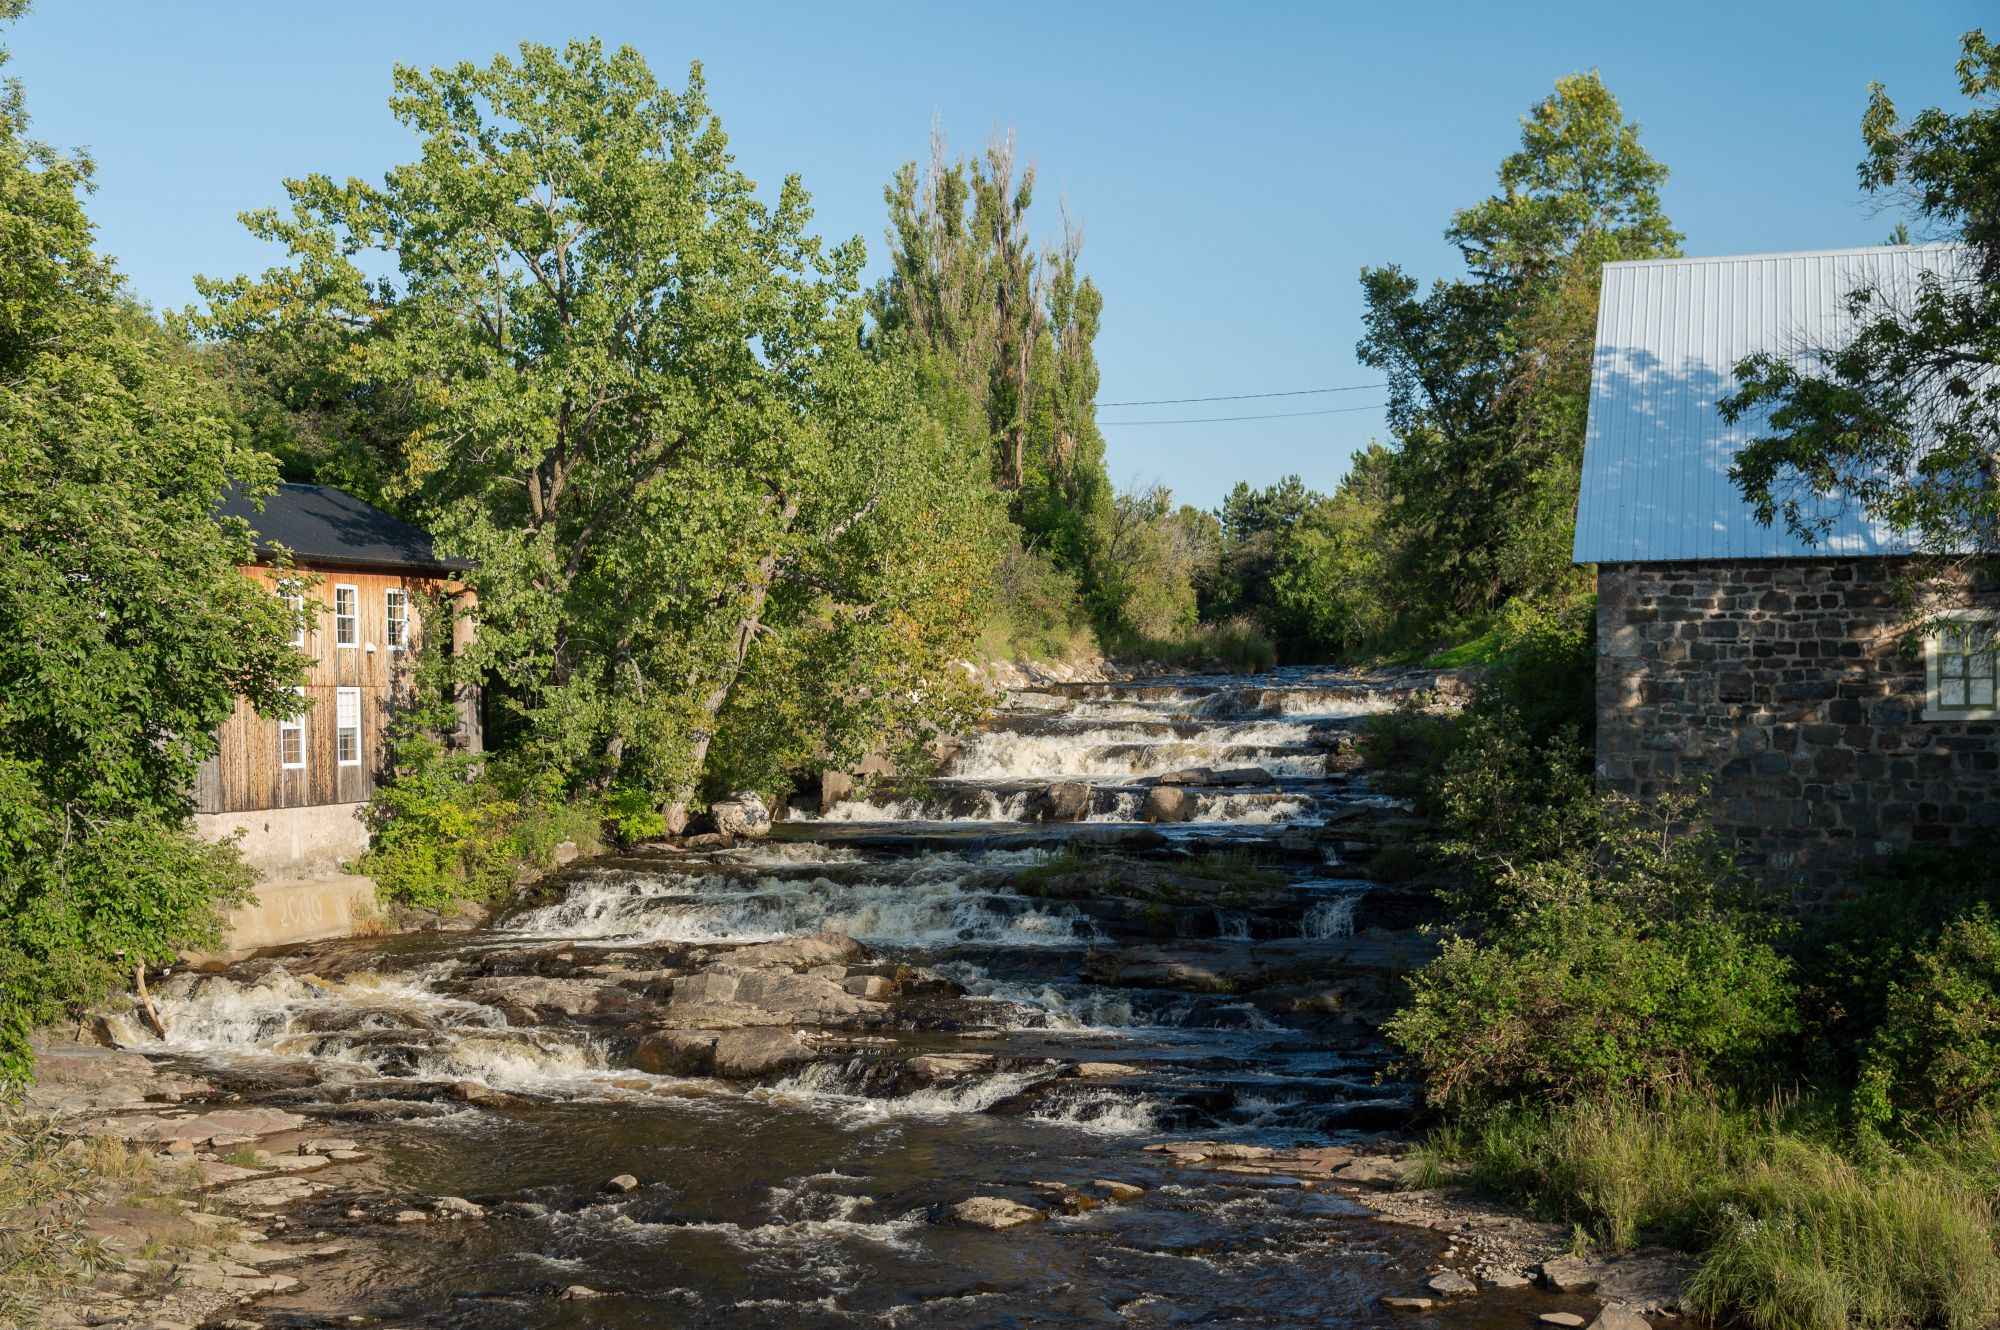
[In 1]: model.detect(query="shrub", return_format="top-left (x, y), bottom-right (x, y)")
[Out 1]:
top-left (1390, 895), bottom-right (1796, 1107)
top-left (1853, 908), bottom-right (2000, 1129)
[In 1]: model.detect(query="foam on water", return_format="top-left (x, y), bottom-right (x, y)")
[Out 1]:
top-left (944, 721), bottom-right (1322, 779)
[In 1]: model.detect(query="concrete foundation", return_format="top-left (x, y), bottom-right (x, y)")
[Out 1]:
top-left (192, 803), bottom-right (382, 957)
top-left (195, 802), bottom-right (371, 878)
top-left (191, 876), bottom-right (384, 961)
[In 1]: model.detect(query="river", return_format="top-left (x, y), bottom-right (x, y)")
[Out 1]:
top-left (132, 668), bottom-right (1569, 1327)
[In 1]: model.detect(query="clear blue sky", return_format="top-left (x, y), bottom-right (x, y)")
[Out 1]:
top-left (8, 1), bottom-right (1986, 509)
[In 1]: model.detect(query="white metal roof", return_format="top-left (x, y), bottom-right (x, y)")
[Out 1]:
top-left (1572, 243), bottom-right (1969, 564)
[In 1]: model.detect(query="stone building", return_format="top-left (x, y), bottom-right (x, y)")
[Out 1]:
top-left (1574, 245), bottom-right (1996, 902)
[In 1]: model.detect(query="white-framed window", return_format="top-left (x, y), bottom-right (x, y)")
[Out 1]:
top-left (336, 687), bottom-right (362, 766)
top-left (1925, 613), bottom-right (1998, 721)
top-left (333, 584), bottom-right (359, 648)
top-left (277, 579), bottom-right (307, 650)
top-left (385, 587), bottom-right (408, 652)
top-left (278, 686), bottom-right (306, 770)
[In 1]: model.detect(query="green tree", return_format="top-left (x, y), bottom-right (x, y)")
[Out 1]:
top-left (194, 42), bottom-right (995, 830)
top-left (872, 129), bottom-right (1119, 629)
top-left (1358, 72), bottom-right (1680, 631)
top-left (0, 0), bottom-right (301, 1083)
top-left (1724, 31), bottom-right (1999, 581)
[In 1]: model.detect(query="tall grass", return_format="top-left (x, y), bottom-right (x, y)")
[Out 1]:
top-left (1417, 1094), bottom-right (2000, 1330)
top-left (1106, 617), bottom-right (1277, 672)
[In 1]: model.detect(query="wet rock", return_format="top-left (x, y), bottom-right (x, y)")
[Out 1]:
top-left (433, 1195), bottom-right (486, 1219)
top-left (1154, 767), bottom-right (1216, 786)
top-left (1073, 1061), bottom-right (1142, 1078)
top-left (603, 1174), bottom-right (640, 1194)
top-left (1539, 1316), bottom-right (1588, 1328)
top-left (1212, 766), bottom-right (1275, 786)
top-left (1034, 781), bottom-right (1092, 822)
top-left (711, 791), bottom-right (771, 839)
top-left (392, 1209), bottom-right (433, 1224)
top-left (1427, 1269), bottom-right (1477, 1296)
top-left (1538, 1256), bottom-right (1601, 1293)
top-left (902, 1052), bottom-right (993, 1084)
top-left (299, 1138), bottom-right (359, 1155)
top-left (666, 962), bottom-right (872, 1029)
top-left (632, 1029), bottom-right (719, 1075)
top-left (842, 974), bottom-right (895, 999)
top-left (947, 1196), bottom-right (1046, 1230)
top-left (560, 1284), bottom-right (606, 1300)
top-left (729, 931), bottom-right (865, 971)
top-left (1139, 786), bottom-right (1197, 823)
top-left (1381, 1296), bottom-right (1434, 1312)
top-left (452, 1080), bottom-right (534, 1110)
top-left (1093, 1179), bottom-right (1145, 1202)
top-left (553, 839), bottom-right (580, 865)
top-left (711, 1026), bottom-right (816, 1078)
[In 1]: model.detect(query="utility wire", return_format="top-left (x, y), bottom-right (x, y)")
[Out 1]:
top-left (1096, 382), bottom-right (1386, 407)
top-left (1099, 402), bottom-right (1387, 426)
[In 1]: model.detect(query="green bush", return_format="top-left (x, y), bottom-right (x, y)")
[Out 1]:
top-left (1390, 895), bottom-right (1795, 1107)
top-left (1853, 908), bottom-right (2000, 1128)
top-left (1107, 616), bottom-right (1277, 673)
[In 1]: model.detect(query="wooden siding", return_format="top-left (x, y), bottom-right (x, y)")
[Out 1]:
top-left (195, 565), bottom-right (476, 815)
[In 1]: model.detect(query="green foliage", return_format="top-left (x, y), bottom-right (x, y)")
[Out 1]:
top-left (1392, 852), bottom-right (1800, 1096)
top-left (0, 9), bottom-right (298, 1087)
top-left (976, 537), bottom-right (1095, 664)
top-left (1724, 30), bottom-right (1998, 571)
top-left (1854, 907), bottom-right (2000, 1128)
top-left (1357, 71), bottom-right (1677, 635)
top-left (1103, 616), bottom-right (1277, 674)
top-left (195, 43), bottom-right (997, 828)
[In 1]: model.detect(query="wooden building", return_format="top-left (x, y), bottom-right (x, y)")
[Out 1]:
top-left (194, 484), bottom-right (479, 875)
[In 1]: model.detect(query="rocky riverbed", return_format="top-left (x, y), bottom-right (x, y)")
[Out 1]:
top-left (25, 666), bottom-right (1683, 1328)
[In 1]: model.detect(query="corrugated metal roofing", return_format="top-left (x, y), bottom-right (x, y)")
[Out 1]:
top-left (217, 482), bottom-right (470, 574)
top-left (1572, 243), bottom-right (1970, 564)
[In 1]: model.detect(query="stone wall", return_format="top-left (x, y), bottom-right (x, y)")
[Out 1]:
top-left (1596, 558), bottom-right (1998, 905)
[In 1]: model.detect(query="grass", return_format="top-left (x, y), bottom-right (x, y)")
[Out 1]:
top-left (1413, 1093), bottom-right (2000, 1330)
top-left (1423, 624), bottom-right (1507, 669)
top-left (1, 1114), bottom-right (112, 1320)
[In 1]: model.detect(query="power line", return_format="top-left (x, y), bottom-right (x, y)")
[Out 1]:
top-left (1099, 402), bottom-right (1387, 427)
top-left (1095, 382), bottom-right (1386, 407)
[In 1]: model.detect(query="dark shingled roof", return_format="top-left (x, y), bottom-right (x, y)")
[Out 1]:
top-left (218, 482), bottom-right (470, 574)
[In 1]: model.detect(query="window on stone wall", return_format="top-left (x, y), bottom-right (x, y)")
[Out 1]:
top-left (1927, 616), bottom-right (1998, 720)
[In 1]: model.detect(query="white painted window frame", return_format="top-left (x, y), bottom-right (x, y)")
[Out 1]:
top-left (335, 686), bottom-right (362, 767)
top-left (278, 686), bottom-right (307, 770)
top-left (333, 583), bottom-right (359, 648)
top-left (385, 587), bottom-right (409, 652)
top-left (1923, 610), bottom-right (1999, 722)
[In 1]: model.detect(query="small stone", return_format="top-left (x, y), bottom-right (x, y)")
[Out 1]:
top-left (1092, 1179), bottom-right (1145, 1202)
top-left (345, 1207), bottom-right (366, 1219)
top-left (162, 1137), bottom-right (195, 1156)
top-left (391, 1209), bottom-right (432, 1224)
top-left (1484, 1269), bottom-right (1531, 1288)
top-left (300, 1138), bottom-right (359, 1155)
top-left (604, 1173), bottom-right (640, 1194)
top-left (432, 1195), bottom-right (485, 1219)
top-left (1427, 1269), bottom-right (1477, 1296)
top-left (560, 1284), bottom-right (605, 1300)
top-left (1540, 1316), bottom-right (1588, 1328)
top-left (1381, 1296), bottom-right (1434, 1311)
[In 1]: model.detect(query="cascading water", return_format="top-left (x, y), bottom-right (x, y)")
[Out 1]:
top-left (126, 666), bottom-right (1505, 1328)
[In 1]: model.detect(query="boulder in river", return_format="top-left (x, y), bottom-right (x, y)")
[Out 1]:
top-left (1033, 781), bottom-right (1092, 822)
top-left (711, 1026), bottom-right (816, 1078)
top-left (711, 791), bottom-right (771, 839)
top-left (1140, 786), bottom-right (1197, 823)
top-left (947, 1196), bottom-right (1046, 1230)
top-left (817, 769), bottom-right (853, 812)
